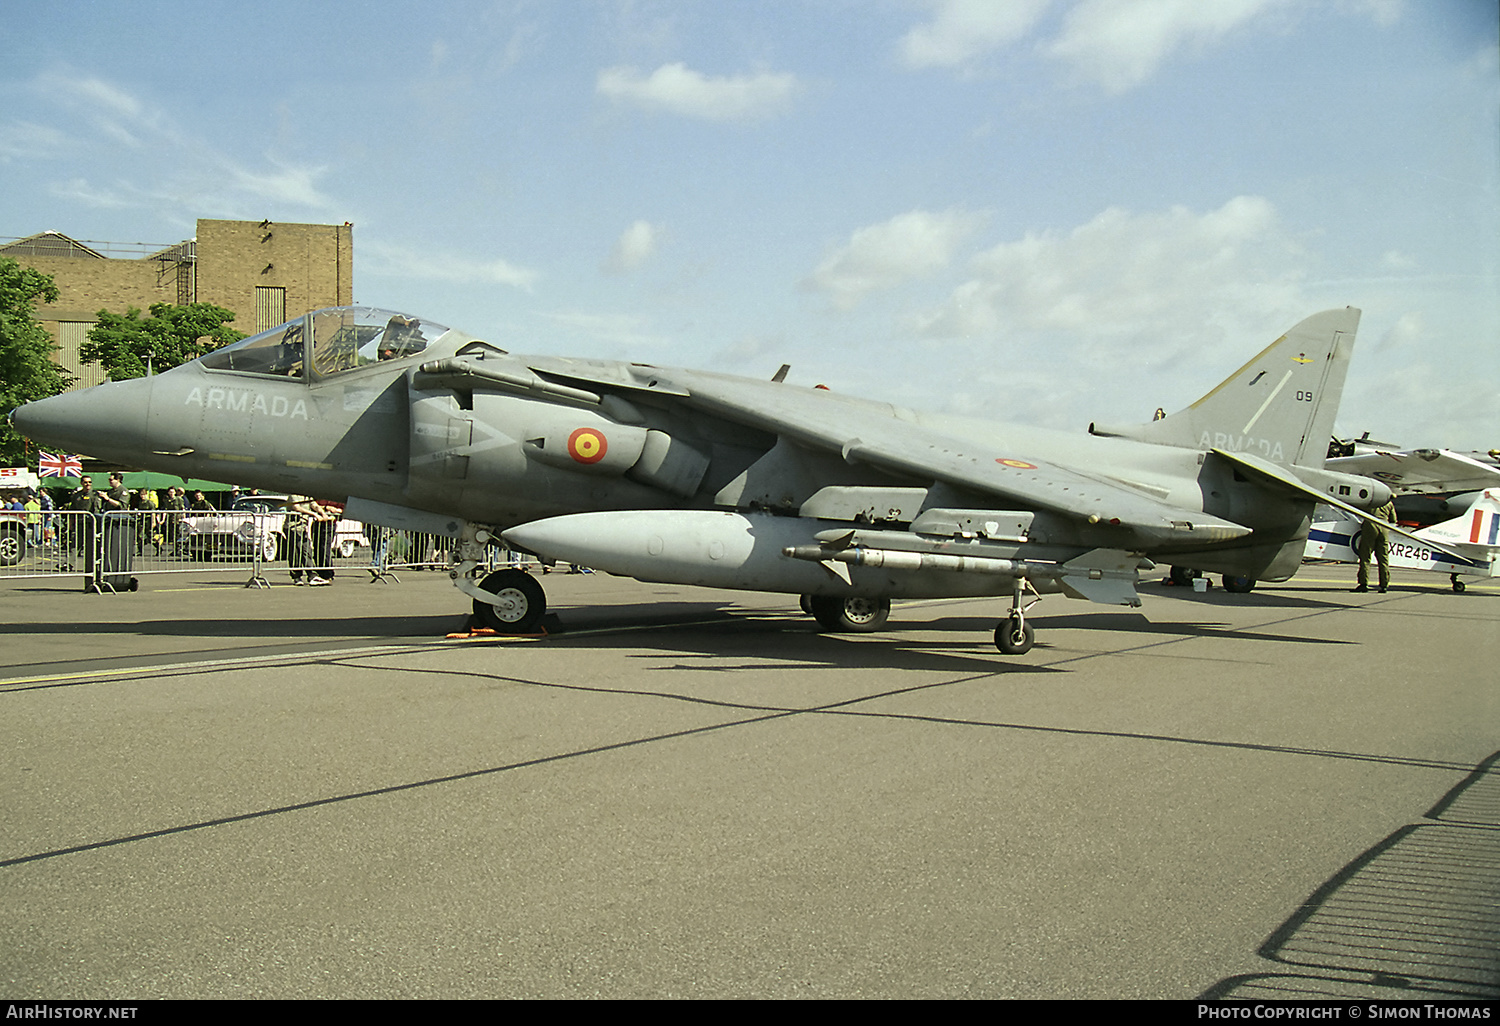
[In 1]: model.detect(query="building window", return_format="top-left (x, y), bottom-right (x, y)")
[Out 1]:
top-left (255, 286), bottom-right (287, 332)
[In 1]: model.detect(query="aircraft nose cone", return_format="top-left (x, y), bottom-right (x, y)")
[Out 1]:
top-left (10, 380), bottom-right (151, 463)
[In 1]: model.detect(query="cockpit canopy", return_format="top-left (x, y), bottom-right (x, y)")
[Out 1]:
top-left (199, 307), bottom-right (454, 380)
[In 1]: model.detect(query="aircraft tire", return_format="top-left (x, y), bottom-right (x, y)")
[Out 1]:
top-left (809, 595), bottom-right (890, 632)
top-left (473, 569), bottom-right (546, 633)
top-left (1168, 565), bottom-right (1200, 586)
top-left (799, 594), bottom-right (815, 616)
top-left (994, 617), bottom-right (1035, 655)
top-left (1453, 579), bottom-right (1466, 594)
top-left (1221, 574), bottom-right (1256, 594)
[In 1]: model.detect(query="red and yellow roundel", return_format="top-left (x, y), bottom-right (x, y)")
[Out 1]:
top-left (567, 427), bottom-right (608, 464)
top-left (995, 458), bottom-right (1037, 469)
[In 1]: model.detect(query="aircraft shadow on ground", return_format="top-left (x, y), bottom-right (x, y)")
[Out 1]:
top-left (0, 597), bottom-right (1346, 682)
top-left (990, 610), bottom-right (1354, 647)
top-left (1145, 584), bottom-right (1353, 610)
top-left (526, 600), bottom-right (1350, 675)
top-left (1201, 750), bottom-right (1500, 1000)
top-left (545, 605), bottom-right (1053, 676)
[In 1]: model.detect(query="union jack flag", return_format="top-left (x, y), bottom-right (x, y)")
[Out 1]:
top-left (38, 452), bottom-right (83, 478)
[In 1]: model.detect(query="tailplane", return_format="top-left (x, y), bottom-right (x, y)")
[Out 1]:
top-left (1090, 307), bottom-right (1360, 467)
top-left (1418, 488), bottom-right (1500, 555)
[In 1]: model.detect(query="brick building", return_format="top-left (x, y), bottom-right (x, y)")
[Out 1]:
top-left (1, 219), bottom-right (353, 389)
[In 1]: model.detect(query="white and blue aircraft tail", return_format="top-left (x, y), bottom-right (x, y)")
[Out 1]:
top-left (1305, 489), bottom-right (1500, 592)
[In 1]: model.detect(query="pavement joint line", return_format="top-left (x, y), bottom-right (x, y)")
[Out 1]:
top-left (0, 639), bottom-right (449, 689)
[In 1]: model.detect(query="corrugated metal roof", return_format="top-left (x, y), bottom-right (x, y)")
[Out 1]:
top-left (0, 231), bottom-right (108, 259)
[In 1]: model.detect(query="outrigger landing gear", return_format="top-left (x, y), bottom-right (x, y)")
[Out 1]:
top-left (993, 578), bottom-right (1041, 655)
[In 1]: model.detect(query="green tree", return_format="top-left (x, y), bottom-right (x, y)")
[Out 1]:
top-left (0, 257), bottom-right (73, 465)
top-left (81, 302), bottom-right (246, 380)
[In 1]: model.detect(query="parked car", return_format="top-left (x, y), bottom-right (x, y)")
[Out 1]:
top-left (0, 510), bottom-right (26, 566)
top-left (176, 495), bottom-right (367, 562)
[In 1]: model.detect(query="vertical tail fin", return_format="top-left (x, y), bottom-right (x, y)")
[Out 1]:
top-left (1089, 308), bottom-right (1360, 468)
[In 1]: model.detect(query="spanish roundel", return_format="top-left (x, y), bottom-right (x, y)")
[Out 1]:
top-left (568, 427), bottom-right (608, 464)
top-left (995, 458), bottom-right (1037, 469)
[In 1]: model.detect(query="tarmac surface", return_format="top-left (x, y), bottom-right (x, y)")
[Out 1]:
top-left (1, 563), bottom-right (1496, 999)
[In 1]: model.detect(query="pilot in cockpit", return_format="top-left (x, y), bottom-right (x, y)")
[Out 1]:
top-left (271, 321), bottom-right (305, 376)
top-left (379, 315), bottom-right (426, 360)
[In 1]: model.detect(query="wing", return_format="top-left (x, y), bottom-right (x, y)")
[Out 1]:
top-left (1328, 448), bottom-right (1500, 495)
top-left (666, 371), bottom-right (1249, 547)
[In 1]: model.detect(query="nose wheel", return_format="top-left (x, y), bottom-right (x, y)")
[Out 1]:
top-left (471, 568), bottom-right (546, 632)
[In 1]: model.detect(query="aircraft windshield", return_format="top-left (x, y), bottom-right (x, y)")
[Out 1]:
top-left (199, 307), bottom-right (450, 379)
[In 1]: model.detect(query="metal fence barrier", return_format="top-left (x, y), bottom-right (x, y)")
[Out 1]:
top-left (0, 510), bottom-right (537, 589)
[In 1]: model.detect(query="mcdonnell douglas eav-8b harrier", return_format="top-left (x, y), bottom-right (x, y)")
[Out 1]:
top-left (11, 305), bottom-right (1412, 654)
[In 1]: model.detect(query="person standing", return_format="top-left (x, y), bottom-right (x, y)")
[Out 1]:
top-left (308, 499), bottom-right (338, 585)
top-left (97, 472), bottom-right (133, 587)
top-left (284, 496), bottom-right (320, 585)
top-left (160, 486), bottom-right (186, 553)
top-left (1355, 499), bottom-right (1398, 593)
top-left (23, 490), bottom-right (42, 548)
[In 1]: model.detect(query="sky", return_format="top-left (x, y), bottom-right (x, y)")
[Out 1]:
top-left (3, 0), bottom-right (1497, 451)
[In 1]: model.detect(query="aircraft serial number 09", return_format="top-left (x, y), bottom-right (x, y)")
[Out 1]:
top-left (1295, 390), bottom-right (1315, 401)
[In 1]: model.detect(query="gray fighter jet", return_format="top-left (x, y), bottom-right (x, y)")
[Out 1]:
top-left (11, 305), bottom-right (1403, 653)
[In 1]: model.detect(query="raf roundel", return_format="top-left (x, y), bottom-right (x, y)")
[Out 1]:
top-left (567, 427), bottom-right (609, 465)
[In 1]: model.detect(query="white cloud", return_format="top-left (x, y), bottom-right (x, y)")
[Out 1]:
top-left (807, 209), bottom-right (985, 310)
top-left (1372, 310), bottom-right (1424, 353)
top-left (227, 160), bottom-right (333, 210)
top-left (47, 177), bottom-right (132, 209)
top-left (541, 310), bottom-right (672, 352)
top-left (1356, 0), bottom-right (1405, 29)
top-left (915, 195), bottom-right (1306, 350)
top-left (363, 241), bottom-right (537, 291)
top-left (597, 62), bottom-right (799, 122)
top-left (19, 69), bottom-right (339, 218)
top-left (605, 220), bottom-right (662, 274)
top-left (37, 71), bottom-right (178, 149)
top-left (1045, 0), bottom-right (1288, 93)
top-left (899, 0), bottom-right (1052, 69)
top-left (0, 120), bottom-right (72, 162)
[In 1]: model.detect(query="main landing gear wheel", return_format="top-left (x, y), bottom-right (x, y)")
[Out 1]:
top-left (1221, 574), bottom-right (1256, 594)
top-left (807, 595), bottom-right (891, 633)
top-left (1451, 574), bottom-right (1466, 594)
top-left (472, 569), bottom-right (546, 633)
top-left (1168, 565), bottom-right (1200, 586)
top-left (994, 616), bottom-right (1035, 655)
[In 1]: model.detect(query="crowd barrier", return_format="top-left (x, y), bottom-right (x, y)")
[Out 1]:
top-left (0, 510), bottom-right (532, 589)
